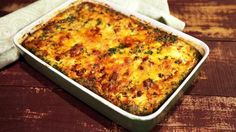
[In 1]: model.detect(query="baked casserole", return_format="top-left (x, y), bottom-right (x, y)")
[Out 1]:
top-left (22, 2), bottom-right (201, 115)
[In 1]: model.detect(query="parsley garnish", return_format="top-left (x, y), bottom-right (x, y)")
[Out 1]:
top-left (144, 50), bottom-right (153, 55)
top-left (108, 48), bottom-right (117, 55)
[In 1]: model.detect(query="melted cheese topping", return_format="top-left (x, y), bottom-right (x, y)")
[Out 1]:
top-left (22, 2), bottom-right (201, 115)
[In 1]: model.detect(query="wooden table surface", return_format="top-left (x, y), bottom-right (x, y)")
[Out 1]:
top-left (1, 0), bottom-right (236, 131)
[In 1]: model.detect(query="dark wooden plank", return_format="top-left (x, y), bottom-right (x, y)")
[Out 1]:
top-left (0, 59), bottom-right (58, 88)
top-left (186, 41), bottom-right (236, 96)
top-left (0, 86), bottom-right (125, 132)
top-left (169, 0), bottom-right (236, 41)
top-left (156, 95), bottom-right (236, 131)
top-left (1, 42), bottom-right (235, 97)
top-left (0, 86), bottom-right (235, 132)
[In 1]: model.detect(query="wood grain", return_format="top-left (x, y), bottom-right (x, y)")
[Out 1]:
top-left (0, 0), bottom-right (236, 131)
top-left (0, 88), bottom-right (235, 132)
top-left (187, 41), bottom-right (236, 96)
top-left (157, 95), bottom-right (236, 131)
top-left (169, 0), bottom-right (236, 41)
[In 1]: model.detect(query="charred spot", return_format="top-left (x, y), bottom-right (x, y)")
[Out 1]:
top-left (143, 78), bottom-right (154, 89)
top-left (142, 56), bottom-right (149, 62)
top-left (76, 68), bottom-right (86, 76)
top-left (138, 65), bottom-right (144, 70)
top-left (55, 55), bottom-right (61, 61)
top-left (158, 73), bottom-right (164, 78)
top-left (134, 56), bottom-right (139, 60)
top-left (137, 91), bottom-right (143, 97)
top-left (153, 92), bottom-right (158, 96)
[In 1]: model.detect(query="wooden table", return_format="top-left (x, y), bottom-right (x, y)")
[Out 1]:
top-left (1, 0), bottom-right (236, 131)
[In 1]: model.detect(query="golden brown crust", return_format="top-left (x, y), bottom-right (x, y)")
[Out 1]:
top-left (22, 2), bottom-right (201, 115)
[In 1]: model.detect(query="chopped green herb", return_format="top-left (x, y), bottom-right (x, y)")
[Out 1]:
top-left (156, 47), bottom-right (162, 53)
top-left (144, 50), bottom-right (153, 55)
top-left (175, 59), bottom-right (182, 64)
top-left (66, 15), bottom-right (76, 23)
top-left (96, 18), bottom-right (102, 26)
top-left (156, 32), bottom-right (177, 43)
top-left (108, 48), bottom-right (117, 55)
top-left (117, 43), bottom-right (127, 49)
top-left (39, 32), bottom-right (47, 40)
top-left (59, 15), bottom-right (76, 23)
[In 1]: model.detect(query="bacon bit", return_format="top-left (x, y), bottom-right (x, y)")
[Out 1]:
top-left (43, 27), bottom-right (52, 34)
top-left (128, 22), bottom-right (133, 28)
top-left (149, 61), bottom-right (155, 66)
top-left (123, 70), bottom-right (129, 76)
top-left (175, 59), bottom-right (182, 64)
top-left (101, 73), bottom-right (107, 79)
top-left (76, 68), bottom-right (86, 76)
top-left (138, 65), bottom-right (144, 70)
top-left (143, 78), bottom-right (154, 89)
top-left (122, 36), bottom-right (140, 47)
top-left (163, 60), bottom-right (171, 69)
top-left (55, 55), bottom-right (61, 61)
top-left (86, 27), bottom-right (100, 37)
top-left (137, 25), bottom-right (147, 31)
top-left (124, 57), bottom-right (131, 64)
top-left (69, 44), bottom-right (83, 57)
top-left (163, 74), bottom-right (174, 81)
top-left (109, 72), bottom-right (118, 81)
top-left (59, 33), bottom-right (71, 44)
top-left (142, 56), bottom-right (149, 62)
top-left (137, 91), bottom-right (143, 97)
top-left (114, 26), bottom-right (121, 33)
top-left (92, 49), bottom-right (101, 55)
top-left (99, 66), bottom-right (105, 72)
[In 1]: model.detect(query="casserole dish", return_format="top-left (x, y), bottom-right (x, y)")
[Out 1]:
top-left (13, 0), bottom-right (209, 131)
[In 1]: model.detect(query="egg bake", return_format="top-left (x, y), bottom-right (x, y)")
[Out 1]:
top-left (22, 2), bottom-right (201, 115)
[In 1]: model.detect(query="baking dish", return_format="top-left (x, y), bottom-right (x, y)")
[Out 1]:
top-left (13, 0), bottom-right (209, 131)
